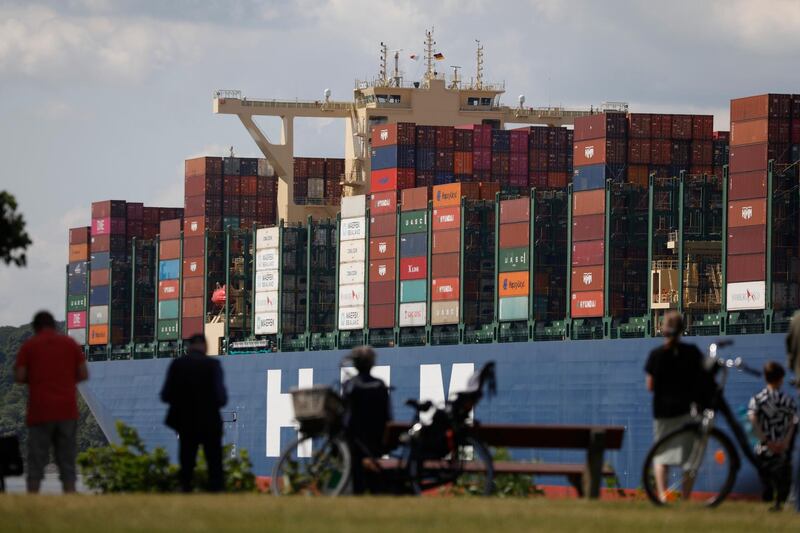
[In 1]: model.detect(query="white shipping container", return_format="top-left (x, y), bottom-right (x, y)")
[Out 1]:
top-left (255, 270), bottom-right (280, 292)
top-left (338, 306), bottom-right (365, 330)
top-left (340, 217), bottom-right (366, 241)
top-left (256, 227), bottom-right (280, 250)
top-left (308, 178), bottom-right (325, 199)
top-left (255, 290), bottom-right (279, 313)
top-left (431, 301), bottom-right (459, 325)
top-left (339, 239), bottom-right (365, 263)
top-left (254, 312), bottom-right (279, 335)
top-left (339, 261), bottom-right (365, 285)
top-left (727, 281), bottom-right (766, 310)
top-left (338, 283), bottom-right (365, 307)
top-left (89, 305), bottom-right (108, 325)
top-left (399, 302), bottom-right (427, 327)
top-left (256, 248), bottom-right (280, 271)
top-left (341, 195), bottom-right (366, 218)
top-left (68, 328), bottom-right (86, 345)
top-left (257, 158), bottom-right (275, 177)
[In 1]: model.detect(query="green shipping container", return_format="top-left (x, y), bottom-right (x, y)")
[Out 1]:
top-left (498, 247), bottom-right (529, 272)
top-left (498, 296), bottom-right (528, 321)
top-left (158, 300), bottom-right (180, 319)
top-left (67, 294), bottom-right (88, 312)
top-left (400, 280), bottom-right (427, 303)
top-left (400, 210), bottom-right (428, 234)
top-left (157, 319), bottom-right (179, 340)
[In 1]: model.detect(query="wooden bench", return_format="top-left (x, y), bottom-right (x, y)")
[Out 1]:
top-left (383, 423), bottom-right (625, 498)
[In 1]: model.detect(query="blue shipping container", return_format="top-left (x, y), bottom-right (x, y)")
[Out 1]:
top-left (491, 130), bottom-right (510, 152)
top-left (90, 285), bottom-right (109, 306)
top-left (415, 147), bottom-right (436, 171)
top-left (400, 233), bottom-right (427, 258)
top-left (159, 259), bottom-right (180, 281)
top-left (572, 164), bottom-right (606, 191)
top-left (68, 276), bottom-right (88, 295)
top-left (67, 261), bottom-right (88, 278)
top-left (371, 145), bottom-right (415, 171)
top-left (90, 252), bottom-right (110, 270)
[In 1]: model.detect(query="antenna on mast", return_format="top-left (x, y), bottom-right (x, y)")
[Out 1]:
top-left (379, 42), bottom-right (388, 85)
top-left (475, 39), bottom-right (484, 90)
top-left (449, 66), bottom-right (461, 89)
top-left (393, 49), bottom-right (402, 87)
top-left (424, 28), bottom-right (436, 82)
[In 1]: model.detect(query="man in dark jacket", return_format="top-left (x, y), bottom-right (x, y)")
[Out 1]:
top-left (160, 334), bottom-right (227, 492)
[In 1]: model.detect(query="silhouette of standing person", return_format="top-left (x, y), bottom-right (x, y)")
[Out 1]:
top-left (160, 334), bottom-right (227, 492)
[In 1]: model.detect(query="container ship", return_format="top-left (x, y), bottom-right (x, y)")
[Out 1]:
top-left (71, 34), bottom-right (798, 492)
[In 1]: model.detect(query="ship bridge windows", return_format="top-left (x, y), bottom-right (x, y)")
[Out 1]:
top-left (467, 97), bottom-right (494, 107)
top-left (375, 94), bottom-right (402, 104)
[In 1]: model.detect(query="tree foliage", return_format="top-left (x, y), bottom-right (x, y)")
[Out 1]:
top-left (78, 421), bottom-right (256, 493)
top-left (0, 191), bottom-right (32, 267)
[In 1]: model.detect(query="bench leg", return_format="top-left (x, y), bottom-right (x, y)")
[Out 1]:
top-left (583, 430), bottom-right (606, 499)
top-left (567, 473), bottom-right (584, 498)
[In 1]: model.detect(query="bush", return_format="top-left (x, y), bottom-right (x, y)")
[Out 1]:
top-left (78, 421), bottom-right (256, 493)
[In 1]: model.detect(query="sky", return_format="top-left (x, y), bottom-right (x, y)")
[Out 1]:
top-left (1, 0), bottom-right (799, 326)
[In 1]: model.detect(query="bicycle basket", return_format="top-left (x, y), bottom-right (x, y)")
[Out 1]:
top-left (290, 386), bottom-right (344, 434)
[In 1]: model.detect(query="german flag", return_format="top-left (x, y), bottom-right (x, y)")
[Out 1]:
top-left (433, 52), bottom-right (445, 60)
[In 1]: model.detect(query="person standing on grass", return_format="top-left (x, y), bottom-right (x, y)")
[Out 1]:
top-left (747, 361), bottom-right (797, 511)
top-left (14, 311), bottom-right (89, 494)
top-left (160, 334), bottom-right (227, 492)
top-left (644, 311), bottom-right (709, 503)
top-left (784, 310), bottom-right (800, 511)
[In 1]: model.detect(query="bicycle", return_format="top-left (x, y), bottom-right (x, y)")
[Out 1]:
top-left (641, 340), bottom-right (764, 506)
top-left (271, 361), bottom-right (497, 496)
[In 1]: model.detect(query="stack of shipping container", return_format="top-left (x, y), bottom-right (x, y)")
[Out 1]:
top-left (498, 198), bottom-right (530, 325)
top-left (526, 126), bottom-right (572, 190)
top-left (435, 126), bottom-right (454, 185)
top-left (415, 125), bottom-right (435, 188)
top-left (66, 227), bottom-right (90, 345)
top-left (294, 157), bottom-right (346, 205)
top-left (279, 225), bottom-right (307, 344)
top-left (308, 221), bottom-right (337, 340)
top-left (254, 227), bottom-right (280, 338)
top-left (157, 219), bottom-right (182, 342)
top-left (398, 187), bottom-right (429, 336)
top-left (337, 195), bottom-right (367, 345)
top-left (531, 190), bottom-right (569, 331)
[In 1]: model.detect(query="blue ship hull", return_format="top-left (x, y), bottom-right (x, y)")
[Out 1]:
top-left (81, 334), bottom-right (791, 493)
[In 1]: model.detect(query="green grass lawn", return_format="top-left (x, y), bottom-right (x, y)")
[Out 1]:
top-left (0, 495), bottom-right (797, 532)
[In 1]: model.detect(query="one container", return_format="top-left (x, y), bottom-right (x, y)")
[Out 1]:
top-left (182, 297), bottom-right (204, 318)
top-left (498, 296), bottom-right (528, 321)
top-left (182, 277), bottom-right (204, 298)
top-left (339, 261), bottom-right (365, 285)
top-left (572, 214), bottom-right (605, 242)
top-left (573, 139), bottom-right (607, 166)
top-left (400, 210), bottom-right (428, 234)
top-left (572, 240), bottom-right (605, 266)
top-left (728, 226), bottom-right (766, 255)
top-left (182, 257), bottom-right (204, 278)
top-left (727, 253), bottom-right (765, 283)
top-left (159, 239), bottom-right (181, 260)
top-left (88, 325), bottom-right (109, 345)
top-left (158, 300), bottom-right (180, 319)
top-left (728, 171), bottom-right (767, 201)
top-left (573, 190), bottom-right (605, 216)
top-left (255, 270), bottom-right (280, 292)
top-left (89, 286), bottom-right (109, 306)
top-left (498, 271), bottom-right (529, 297)
top-left (182, 237), bottom-right (205, 258)
top-left (431, 300), bottom-right (459, 325)
top-left (571, 291), bottom-right (604, 318)
top-left (370, 168), bottom-right (398, 192)
top-left (254, 312), bottom-right (279, 335)
top-left (726, 281), bottom-right (766, 310)
top-left (499, 222), bottom-right (529, 249)
top-left (90, 252), bottom-right (110, 270)
top-left (69, 244), bottom-right (89, 263)
top-left (369, 260), bottom-right (395, 282)
top-left (370, 190), bottom-right (399, 216)
top-left (159, 219), bottom-right (182, 240)
top-left (67, 311), bottom-right (86, 329)
top-left (399, 257), bottom-right (427, 280)
top-left (340, 217), bottom-right (367, 241)
top-left (255, 227), bottom-right (280, 250)
top-left (401, 187), bottom-right (429, 211)
top-left (499, 198), bottom-right (530, 224)
top-left (368, 281), bottom-right (395, 305)
top-left (371, 122), bottom-right (415, 147)
top-left (432, 183), bottom-right (480, 207)
top-left (89, 305), bottom-right (108, 325)
top-left (498, 247), bottom-right (529, 272)
top-left (728, 198), bottom-right (767, 228)
top-left (157, 319), bottom-right (179, 340)
top-left (571, 265), bottom-right (605, 292)
top-left (338, 306), bottom-right (365, 330)
top-left (341, 195), bottom-right (366, 218)
top-left (159, 259), bottom-right (180, 280)
top-left (431, 207), bottom-right (461, 231)
top-left (181, 317), bottom-right (204, 339)
top-left (369, 236), bottom-right (396, 261)
top-left (158, 280), bottom-right (180, 300)
top-left (399, 302), bottom-right (426, 327)
top-left (68, 328), bottom-right (87, 345)
top-left (339, 284), bottom-right (365, 307)
top-left (339, 239), bottom-right (366, 263)
top-left (572, 164), bottom-right (606, 192)
top-left (431, 253), bottom-right (459, 278)
top-left (431, 230), bottom-right (460, 254)
top-left (67, 294), bottom-right (88, 312)
top-left (399, 233), bottom-right (426, 258)
top-left (400, 280), bottom-right (426, 303)
top-left (254, 291), bottom-right (279, 313)
top-left (256, 248), bottom-right (280, 271)
top-left (90, 269), bottom-right (109, 287)
top-left (729, 143), bottom-right (768, 173)
top-left (431, 277), bottom-right (460, 301)
top-left (369, 214), bottom-right (396, 237)
top-left (368, 303), bottom-right (395, 328)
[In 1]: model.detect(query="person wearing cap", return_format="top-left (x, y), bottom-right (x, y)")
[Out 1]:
top-left (342, 346), bottom-right (392, 494)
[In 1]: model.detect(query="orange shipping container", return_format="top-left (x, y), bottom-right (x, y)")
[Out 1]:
top-left (432, 207), bottom-right (461, 231)
top-left (571, 265), bottom-right (604, 292)
top-left (69, 244), bottom-right (89, 262)
top-left (90, 269), bottom-right (109, 287)
top-left (571, 291), bottom-right (604, 318)
top-left (88, 324), bottom-right (109, 345)
top-left (498, 271), bottom-right (529, 297)
top-left (728, 198), bottom-right (767, 228)
top-left (159, 239), bottom-right (181, 260)
top-left (572, 189), bottom-right (605, 216)
top-left (159, 280), bottom-right (180, 300)
top-left (730, 118), bottom-right (769, 146)
top-left (432, 230), bottom-right (460, 254)
top-left (627, 164), bottom-right (650, 188)
top-left (432, 183), bottom-right (480, 207)
top-left (573, 139), bottom-right (606, 166)
top-left (182, 297), bottom-right (204, 318)
top-left (454, 152), bottom-right (473, 175)
top-left (431, 277), bottom-right (460, 301)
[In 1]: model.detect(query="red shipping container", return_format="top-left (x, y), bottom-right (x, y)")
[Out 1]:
top-left (692, 115), bottom-right (714, 140)
top-left (185, 156), bottom-right (223, 177)
top-left (431, 207), bottom-right (461, 231)
top-left (571, 265), bottom-right (604, 292)
top-left (369, 213), bottom-right (396, 237)
top-left (727, 253), bottom-right (765, 283)
top-left (185, 174), bottom-right (222, 197)
top-left (499, 222), bottom-right (529, 248)
top-left (370, 190), bottom-right (399, 216)
top-left (547, 172), bottom-right (568, 189)
top-left (671, 115), bottom-right (693, 139)
top-left (182, 317), bottom-right (204, 339)
top-left (368, 281), bottom-right (395, 306)
top-left (628, 114), bottom-right (652, 139)
top-left (158, 280), bottom-right (180, 300)
top-left (729, 143), bottom-right (768, 173)
top-left (183, 216), bottom-right (207, 238)
top-left (182, 297), bottom-right (204, 318)
top-left (371, 122), bottom-right (416, 147)
top-left (730, 94), bottom-right (791, 122)
top-left (479, 182), bottom-right (500, 200)
top-left (369, 236), bottom-right (396, 261)
top-left (572, 214), bottom-right (605, 242)
top-left (651, 114), bottom-right (672, 139)
top-left (454, 152), bottom-right (473, 175)
top-left (436, 126), bottom-right (455, 149)
top-left (368, 303), bottom-right (395, 328)
top-left (572, 240), bottom-right (604, 266)
top-left (69, 227), bottom-right (90, 245)
top-left (160, 219), bottom-right (182, 240)
top-left (510, 129), bottom-right (529, 152)
top-left (397, 168), bottom-right (416, 190)
top-left (183, 236), bottom-right (205, 257)
top-left (728, 198), bottom-right (766, 228)
top-left (500, 198), bottom-right (530, 224)
top-left (728, 226), bottom-right (766, 255)
top-left (571, 291), bottom-right (604, 318)
top-left (399, 257), bottom-right (427, 280)
top-left (183, 257), bottom-right (204, 278)
top-left (529, 173), bottom-right (548, 189)
top-left (369, 260), bottom-right (395, 282)
top-left (371, 168), bottom-right (398, 192)
top-left (432, 277), bottom-right (460, 301)
top-left (91, 200), bottom-right (126, 219)
top-left (159, 239), bottom-right (181, 260)
top-left (401, 187), bottom-right (429, 211)
top-left (650, 139), bottom-right (672, 165)
top-left (431, 253), bottom-right (460, 278)
top-left (628, 138), bottom-right (652, 164)
top-left (690, 141), bottom-right (713, 165)
top-left (90, 269), bottom-right (109, 287)
top-left (432, 230), bottom-right (460, 254)
top-left (573, 139), bottom-right (606, 166)
top-left (573, 190), bottom-right (605, 216)
top-left (240, 175), bottom-right (258, 196)
top-left (728, 171), bottom-right (767, 201)
top-left (183, 277), bottom-right (204, 298)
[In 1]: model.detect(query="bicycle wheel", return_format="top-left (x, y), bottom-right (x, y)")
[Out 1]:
top-left (642, 424), bottom-right (738, 507)
top-left (409, 436), bottom-right (495, 496)
top-left (271, 435), bottom-right (351, 496)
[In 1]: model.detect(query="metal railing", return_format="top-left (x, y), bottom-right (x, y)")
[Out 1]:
top-left (214, 91), bottom-right (353, 111)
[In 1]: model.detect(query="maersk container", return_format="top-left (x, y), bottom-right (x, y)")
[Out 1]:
top-left (254, 291), bottom-right (279, 313)
top-left (158, 300), bottom-right (179, 320)
top-left (338, 306), bottom-right (364, 330)
top-left (340, 217), bottom-right (366, 241)
top-left (255, 270), bottom-right (279, 292)
top-left (339, 261), bottom-right (365, 285)
top-left (339, 240), bottom-right (366, 263)
top-left (159, 259), bottom-right (180, 280)
top-left (498, 296), bottom-right (528, 321)
top-left (727, 281), bottom-right (766, 311)
top-left (399, 280), bottom-right (426, 303)
top-left (256, 227), bottom-right (280, 250)
top-left (254, 312), bottom-right (278, 335)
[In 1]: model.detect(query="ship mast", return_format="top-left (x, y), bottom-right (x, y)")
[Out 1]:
top-left (393, 50), bottom-right (401, 87)
top-left (475, 39), bottom-right (484, 90)
top-left (379, 42), bottom-right (388, 86)
top-left (424, 28), bottom-right (436, 83)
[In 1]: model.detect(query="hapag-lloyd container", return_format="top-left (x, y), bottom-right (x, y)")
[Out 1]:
top-left (431, 300), bottom-right (459, 325)
top-left (339, 261), bottom-right (365, 285)
top-left (340, 217), bottom-right (367, 241)
top-left (369, 304), bottom-right (395, 328)
top-left (369, 260), bottom-right (395, 282)
top-left (399, 302), bottom-right (426, 327)
top-left (572, 265), bottom-right (605, 292)
top-left (499, 198), bottom-right (529, 224)
top-left (728, 226), bottom-right (766, 255)
top-left (341, 195), bottom-right (366, 218)
top-left (728, 198), bottom-right (766, 228)
top-left (498, 247), bottom-right (528, 272)
top-left (369, 237), bottom-right (396, 261)
top-left (431, 207), bottom-right (461, 231)
top-left (432, 230), bottom-right (460, 254)
top-left (371, 122), bottom-right (415, 148)
top-left (399, 257), bottom-right (427, 280)
top-left (340, 240), bottom-right (366, 263)
top-left (255, 227), bottom-right (280, 250)
top-left (399, 234), bottom-right (426, 258)
top-left (256, 248), bottom-right (280, 270)
top-left (255, 312), bottom-right (279, 335)
top-left (254, 291), bottom-right (279, 313)
top-left (498, 296), bottom-right (528, 321)
top-left (338, 306), bottom-right (365, 330)
top-left (339, 284), bottom-right (365, 307)
top-left (255, 270), bottom-right (280, 292)
top-left (370, 191), bottom-right (398, 216)
top-left (91, 217), bottom-right (126, 236)
top-left (572, 215), bottom-right (605, 242)
top-left (727, 281), bottom-right (766, 310)
top-left (68, 328), bottom-right (86, 345)
top-left (727, 253), bottom-right (765, 283)
top-left (67, 311), bottom-right (86, 329)
top-left (88, 324), bottom-right (109, 345)
top-left (432, 183), bottom-right (480, 207)
top-left (400, 280), bottom-right (426, 303)
top-left (571, 291), bottom-right (604, 318)
top-left (498, 271), bottom-right (529, 297)
top-left (572, 240), bottom-right (604, 266)
top-left (499, 222), bottom-right (529, 249)
top-left (431, 277), bottom-right (459, 301)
